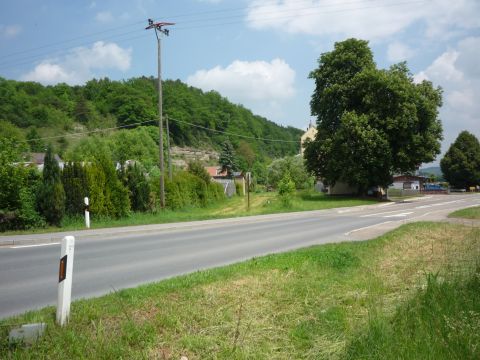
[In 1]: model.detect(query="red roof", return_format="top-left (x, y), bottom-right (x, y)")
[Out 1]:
top-left (204, 166), bottom-right (227, 177)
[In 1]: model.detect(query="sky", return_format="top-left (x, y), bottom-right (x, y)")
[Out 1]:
top-left (1, 0), bottom-right (479, 166)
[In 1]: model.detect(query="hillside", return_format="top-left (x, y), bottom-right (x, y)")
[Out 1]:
top-left (0, 77), bottom-right (302, 160)
top-left (419, 166), bottom-right (444, 180)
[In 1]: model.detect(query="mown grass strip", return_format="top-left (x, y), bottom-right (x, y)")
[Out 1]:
top-left (2, 222), bottom-right (478, 359)
top-left (0, 191), bottom-right (376, 236)
top-left (449, 206), bottom-right (480, 220)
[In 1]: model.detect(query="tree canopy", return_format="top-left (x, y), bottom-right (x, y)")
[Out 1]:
top-left (0, 77), bottom-right (302, 160)
top-left (440, 131), bottom-right (480, 189)
top-left (305, 38), bottom-right (443, 193)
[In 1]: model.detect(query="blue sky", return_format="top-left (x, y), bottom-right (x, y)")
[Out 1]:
top-left (1, 0), bottom-right (479, 165)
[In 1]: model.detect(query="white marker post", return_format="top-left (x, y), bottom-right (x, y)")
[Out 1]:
top-left (56, 236), bottom-right (75, 326)
top-left (84, 197), bottom-right (90, 229)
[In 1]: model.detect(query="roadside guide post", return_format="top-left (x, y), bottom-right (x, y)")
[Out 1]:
top-left (56, 236), bottom-right (75, 326)
top-left (84, 197), bottom-right (90, 229)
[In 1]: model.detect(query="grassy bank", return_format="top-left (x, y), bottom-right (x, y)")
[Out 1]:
top-left (1, 191), bottom-right (376, 235)
top-left (449, 206), bottom-right (480, 220)
top-left (2, 221), bottom-right (479, 359)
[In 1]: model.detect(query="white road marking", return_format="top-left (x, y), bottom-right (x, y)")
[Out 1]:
top-left (376, 202), bottom-right (395, 208)
top-left (361, 209), bottom-right (412, 217)
top-left (415, 200), bottom-right (466, 209)
top-left (344, 221), bottom-right (393, 236)
top-left (10, 242), bottom-right (60, 249)
top-left (383, 212), bottom-right (414, 218)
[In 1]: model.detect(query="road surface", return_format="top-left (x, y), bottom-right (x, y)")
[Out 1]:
top-left (1, 194), bottom-right (479, 319)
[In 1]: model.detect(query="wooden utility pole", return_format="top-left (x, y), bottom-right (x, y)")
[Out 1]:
top-left (146, 19), bottom-right (174, 208)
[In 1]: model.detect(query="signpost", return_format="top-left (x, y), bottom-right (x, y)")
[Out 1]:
top-left (84, 197), bottom-right (90, 229)
top-left (56, 236), bottom-right (75, 326)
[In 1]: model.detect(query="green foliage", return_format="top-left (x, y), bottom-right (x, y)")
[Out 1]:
top-left (305, 39), bottom-right (443, 193)
top-left (440, 131), bottom-right (480, 189)
top-left (62, 162), bottom-right (88, 216)
top-left (278, 172), bottom-right (296, 207)
top-left (165, 171), bottom-right (225, 210)
top-left (0, 76), bottom-right (302, 160)
top-left (187, 160), bottom-right (211, 184)
top-left (267, 156), bottom-right (312, 190)
top-left (236, 141), bottom-right (256, 171)
top-left (346, 272), bottom-right (480, 359)
top-left (0, 139), bottom-right (44, 230)
top-left (122, 163), bottom-right (151, 212)
top-left (36, 146), bottom-right (65, 226)
top-left (26, 127), bottom-right (46, 152)
top-left (235, 181), bottom-right (243, 197)
top-left (219, 140), bottom-right (238, 178)
top-left (84, 153), bottom-right (130, 219)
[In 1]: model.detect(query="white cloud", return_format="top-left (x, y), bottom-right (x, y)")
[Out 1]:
top-left (187, 58), bottom-right (296, 119)
top-left (1, 24), bottom-right (22, 38)
top-left (245, 0), bottom-right (480, 42)
top-left (21, 41), bottom-right (132, 85)
top-left (414, 36), bottom-right (480, 161)
top-left (95, 11), bottom-right (114, 23)
top-left (387, 42), bottom-right (414, 62)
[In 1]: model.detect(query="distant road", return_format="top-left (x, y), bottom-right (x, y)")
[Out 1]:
top-left (1, 194), bottom-right (479, 319)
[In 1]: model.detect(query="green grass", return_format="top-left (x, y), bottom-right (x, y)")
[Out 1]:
top-left (1, 222), bottom-right (479, 359)
top-left (345, 272), bottom-right (480, 360)
top-left (0, 191), bottom-right (376, 236)
top-left (449, 206), bottom-right (480, 220)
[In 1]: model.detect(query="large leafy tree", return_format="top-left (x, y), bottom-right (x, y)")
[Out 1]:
top-left (440, 131), bottom-right (480, 189)
top-left (305, 39), bottom-right (443, 194)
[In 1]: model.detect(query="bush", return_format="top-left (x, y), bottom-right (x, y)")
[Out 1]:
top-left (164, 171), bottom-right (225, 210)
top-left (187, 160), bottom-right (211, 184)
top-left (62, 162), bottom-right (88, 216)
top-left (122, 163), bottom-right (151, 212)
top-left (235, 181), bottom-right (244, 196)
top-left (278, 172), bottom-right (295, 207)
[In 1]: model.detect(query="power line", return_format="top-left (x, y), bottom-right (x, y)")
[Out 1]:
top-left (0, 0), bottom-right (425, 70)
top-left (22, 120), bottom-right (157, 142)
top-left (175, 0), bottom-right (425, 31)
top-left (168, 116), bottom-right (299, 143)
top-left (20, 116), bottom-right (300, 144)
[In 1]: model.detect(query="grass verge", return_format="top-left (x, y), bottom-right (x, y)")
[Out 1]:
top-left (0, 191), bottom-right (376, 236)
top-left (2, 221), bottom-right (478, 359)
top-left (449, 206), bottom-right (480, 220)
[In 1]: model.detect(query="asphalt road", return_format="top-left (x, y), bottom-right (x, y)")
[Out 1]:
top-left (1, 194), bottom-right (479, 319)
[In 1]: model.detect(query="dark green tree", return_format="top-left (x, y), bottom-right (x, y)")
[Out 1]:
top-left (26, 127), bottom-right (46, 152)
top-left (305, 39), bottom-right (443, 194)
top-left (37, 145), bottom-right (66, 226)
top-left (123, 163), bottom-right (151, 212)
top-left (219, 141), bottom-right (238, 178)
top-left (440, 131), bottom-right (480, 189)
top-left (236, 141), bottom-right (256, 172)
top-left (62, 162), bottom-right (88, 215)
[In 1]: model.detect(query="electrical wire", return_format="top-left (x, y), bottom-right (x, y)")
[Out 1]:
top-left (21, 116), bottom-right (300, 144)
top-left (0, 0), bottom-right (425, 70)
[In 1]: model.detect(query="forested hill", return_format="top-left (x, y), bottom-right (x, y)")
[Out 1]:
top-left (0, 76), bottom-right (302, 159)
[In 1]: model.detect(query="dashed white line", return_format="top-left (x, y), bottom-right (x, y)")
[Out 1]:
top-left (361, 209), bottom-right (412, 217)
top-left (383, 212), bottom-right (414, 218)
top-left (344, 221), bottom-right (393, 236)
top-left (9, 242), bottom-right (60, 249)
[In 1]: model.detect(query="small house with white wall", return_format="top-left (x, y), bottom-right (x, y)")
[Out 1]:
top-left (391, 175), bottom-right (426, 190)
